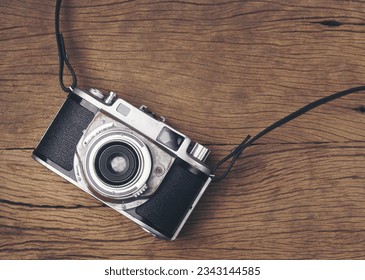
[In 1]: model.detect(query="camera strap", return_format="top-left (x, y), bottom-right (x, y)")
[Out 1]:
top-left (210, 86), bottom-right (365, 181)
top-left (56, 0), bottom-right (77, 93)
top-left (55, 0), bottom-right (364, 182)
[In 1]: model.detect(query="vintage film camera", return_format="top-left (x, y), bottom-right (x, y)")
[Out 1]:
top-left (32, 87), bottom-right (212, 240)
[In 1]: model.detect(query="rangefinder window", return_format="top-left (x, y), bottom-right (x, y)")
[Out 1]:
top-left (157, 127), bottom-right (185, 151)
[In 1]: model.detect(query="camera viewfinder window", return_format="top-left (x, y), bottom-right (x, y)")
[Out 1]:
top-left (157, 127), bottom-right (185, 151)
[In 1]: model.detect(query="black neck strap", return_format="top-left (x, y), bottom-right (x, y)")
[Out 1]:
top-left (56, 0), bottom-right (77, 93)
top-left (55, 0), bottom-right (364, 182)
top-left (211, 85), bottom-right (365, 181)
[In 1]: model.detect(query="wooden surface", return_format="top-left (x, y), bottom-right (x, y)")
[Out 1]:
top-left (1, 0), bottom-right (365, 259)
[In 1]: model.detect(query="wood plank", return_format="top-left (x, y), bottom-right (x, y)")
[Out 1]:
top-left (1, 0), bottom-right (365, 260)
top-left (1, 144), bottom-right (365, 259)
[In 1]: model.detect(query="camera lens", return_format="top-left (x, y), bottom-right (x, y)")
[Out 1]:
top-left (83, 130), bottom-right (152, 201)
top-left (95, 142), bottom-right (139, 186)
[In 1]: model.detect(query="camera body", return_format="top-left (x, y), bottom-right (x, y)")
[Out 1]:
top-left (32, 87), bottom-right (212, 240)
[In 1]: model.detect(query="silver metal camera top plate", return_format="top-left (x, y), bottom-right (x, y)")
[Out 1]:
top-left (72, 87), bottom-right (211, 175)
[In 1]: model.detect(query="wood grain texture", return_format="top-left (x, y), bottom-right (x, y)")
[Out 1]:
top-left (1, 0), bottom-right (365, 259)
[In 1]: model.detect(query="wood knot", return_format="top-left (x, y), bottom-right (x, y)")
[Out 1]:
top-left (354, 105), bottom-right (365, 113)
top-left (314, 20), bottom-right (343, 27)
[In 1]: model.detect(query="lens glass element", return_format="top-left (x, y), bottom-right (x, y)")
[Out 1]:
top-left (95, 142), bottom-right (139, 186)
top-left (110, 156), bottom-right (128, 173)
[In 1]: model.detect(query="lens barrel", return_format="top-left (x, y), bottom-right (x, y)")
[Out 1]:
top-left (82, 129), bottom-right (152, 201)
